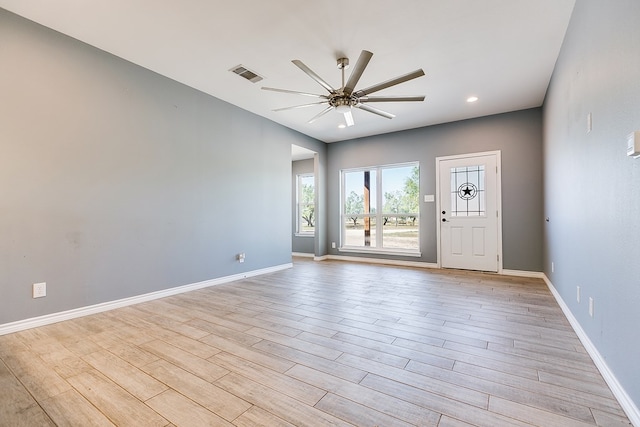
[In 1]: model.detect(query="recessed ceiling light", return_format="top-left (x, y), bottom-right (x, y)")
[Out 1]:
top-left (338, 124), bottom-right (346, 129)
top-left (467, 96), bottom-right (479, 103)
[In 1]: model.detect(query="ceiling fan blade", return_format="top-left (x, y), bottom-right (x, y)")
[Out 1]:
top-left (261, 87), bottom-right (327, 98)
top-left (344, 110), bottom-right (355, 127)
top-left (360, 95), bottom-right (425, 103)
top-left (343, 50), bottom-right (373, 96)
top-left (308, 106), bottom-right (334, 124)
top-left (355, 103), bottom-right (396, 119)
top-left (273, 101), bottom-right (329, 112)
top-left (355, 69), bottom-right (425, 97)
top-left (292, 60), bottom-right (335, 93)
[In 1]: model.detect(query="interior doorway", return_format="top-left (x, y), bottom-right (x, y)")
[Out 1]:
top-left (291, 144), bottom-right (317, 257)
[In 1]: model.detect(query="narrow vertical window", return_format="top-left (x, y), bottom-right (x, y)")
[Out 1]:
top-left (296, 174), bottom-right (315, 235)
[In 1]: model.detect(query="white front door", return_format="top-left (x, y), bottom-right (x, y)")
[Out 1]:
top-left (437, 152), bottom-right (501, 272)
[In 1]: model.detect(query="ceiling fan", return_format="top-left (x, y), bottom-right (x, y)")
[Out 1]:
top-left (262, 50), bottom-right (425, 127)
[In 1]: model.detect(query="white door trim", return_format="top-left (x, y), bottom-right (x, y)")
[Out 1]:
top-left (435, 150), bottom-right (503, 273)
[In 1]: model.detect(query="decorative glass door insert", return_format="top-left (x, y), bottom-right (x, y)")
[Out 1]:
top-left (450, 165), bottom-right (485, 217)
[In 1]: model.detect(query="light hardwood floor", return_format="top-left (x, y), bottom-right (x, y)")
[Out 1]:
top-left (0, 258), bottom-right (632, 426)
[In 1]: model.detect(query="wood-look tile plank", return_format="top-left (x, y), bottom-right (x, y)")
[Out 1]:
top-left (314, 392), bottom-right (418, 427)
top-left (0, 359), bottom-right (56, 426)
top-left (141, 359), bottom-right (251, 422)
top-left (297, 330), bottom-right (410, 368)
top-left (61, 337), bottom-right (105, 357)
top-left (67, 369), bottom-right (168, 426)
top-left (210, 351), bottom-right (326, 406)
top-left (144, 313), bottom-right (212, 340)
top-left (261, 301), bottom-right (346, 324)
top-left (185, 318), bottom-right (264, 346)
top-left (488, 396), bottom-right (596, 427)
top-left (90, 330), bottom-right (161, 368)
top-left (214, 371), bottom-right (354, 427)
top-left (286, 363), bottom-right (442, 425)
top-left (199, 333), bottom-right (295, 374)
top-left (590, 408), bottom-right (634, 426)
top-left (405, 358), bottom-right (616, 422)
top-left (253, 311), bottom-right (339, 338)
top-left (511, 338), bottom-right (596, 363)
top-left (537, 364), bottom-right (608, 387)
top-left (445, 339), bottom-right (600, 375)
top-left (436, 415), bottom-right (478, 427)
top-left (37, 342), bottom-right (93, 379)
top-left (300, 316), bottom-right (396, 344)
top-left (225, 314), bottom-right (304, 338)
top-left (537, 368), bottom-right (616, 398)
top-left (370, 318), bottom-right (496, 348)
top-left (82, 349), bottom-right (168, 401)
top-left (146, 389), bottom-right (233, 427)
top-left (450, 360), bottom-right (622, 420)
top-left (359, 373), bottom-right (532, 427)
top-left (251, 339), bottom-right (368, 384)
top-left (135, 299), bottom-right (200, 323)
top-left (140, 339), bottom-right (229, 383)
top-left (390, 336), bottom-right (534, 378)
top-left (332, 332), bottom-right (454, 370)
top-left (1, 349), bottom-right (72, 401)
top-left (336, 352), bottom-right (489, 408)
top-left (149, 328), bottom-right (221, 359)
top-left (246, 327), bottom-right (343, 360)
top-left (40, 389), bottom-right (115, 427)
top-left (0, 333), bottom-right (28, 358)
top-left (231, 406), bottom-right (296, 427)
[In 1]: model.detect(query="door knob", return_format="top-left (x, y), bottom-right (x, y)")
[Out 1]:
top-left (442, 210), bottom-right (446, 214)
top-left (442, 218), bottom-right (447, 222)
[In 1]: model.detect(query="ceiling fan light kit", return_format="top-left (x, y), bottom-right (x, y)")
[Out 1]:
top-left (262, 50), bottom-right (425, 127)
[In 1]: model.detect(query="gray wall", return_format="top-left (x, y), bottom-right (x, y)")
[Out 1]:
top-left (291, 158), bottom-right (315, 254)
top-left (0, 9), bottom-right (323, 324)
top-left (543, 0), bottom-right (640, 407)
top-left (327, 109), bottom-right (544, 271)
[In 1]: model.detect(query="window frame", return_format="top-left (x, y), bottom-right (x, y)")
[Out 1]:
top-left (339, 162), bottom-right (421, 256)
top-left (295, 173), bottom-right (315, 237)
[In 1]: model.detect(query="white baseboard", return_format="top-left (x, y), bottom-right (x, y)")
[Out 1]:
top-left (0, 263), bottom-right (292, 337)
top-left (324, 254), bottom-right (439, 269)
top-left (292, 252), bottom-right (314, 258)
top-left (543, 275), bottom-right (640, 427)
top-left (502, 269), bottom-right (546, 279)
top-left (322, 255), bottom-right (548, 277)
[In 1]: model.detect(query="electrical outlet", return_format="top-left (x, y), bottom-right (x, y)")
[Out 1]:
top-left (332, 242), bottom-right (336, 249)
top-left (33, 282), bottom-right (46, 298)
top-left (589, 297), bottom-right (594, 317)
top-left (576, 286), bottom-right (581, 303)
top-left (237, 252), bottom-right (245, 263)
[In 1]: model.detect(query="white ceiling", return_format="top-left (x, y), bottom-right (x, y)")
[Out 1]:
top-left (0, 1), bottom-right (575, 143)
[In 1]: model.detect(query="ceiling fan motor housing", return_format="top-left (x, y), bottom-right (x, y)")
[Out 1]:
top-left (330, 95), bottom-right (357, 111)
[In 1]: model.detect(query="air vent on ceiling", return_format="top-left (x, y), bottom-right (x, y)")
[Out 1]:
top-left (230, 65), bottom-right (263, 83)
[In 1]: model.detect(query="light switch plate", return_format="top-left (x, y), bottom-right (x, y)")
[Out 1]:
top-left (627, 131), bottom-right (640, 158)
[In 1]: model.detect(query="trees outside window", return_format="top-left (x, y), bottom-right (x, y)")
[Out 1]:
top-left (341, 163), bottom-right (419, 253)
top-left (296, 174), bottom-right (315, 235)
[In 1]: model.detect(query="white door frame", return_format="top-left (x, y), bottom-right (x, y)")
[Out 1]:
top-left (435, 150), bottom-right (503, 273)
